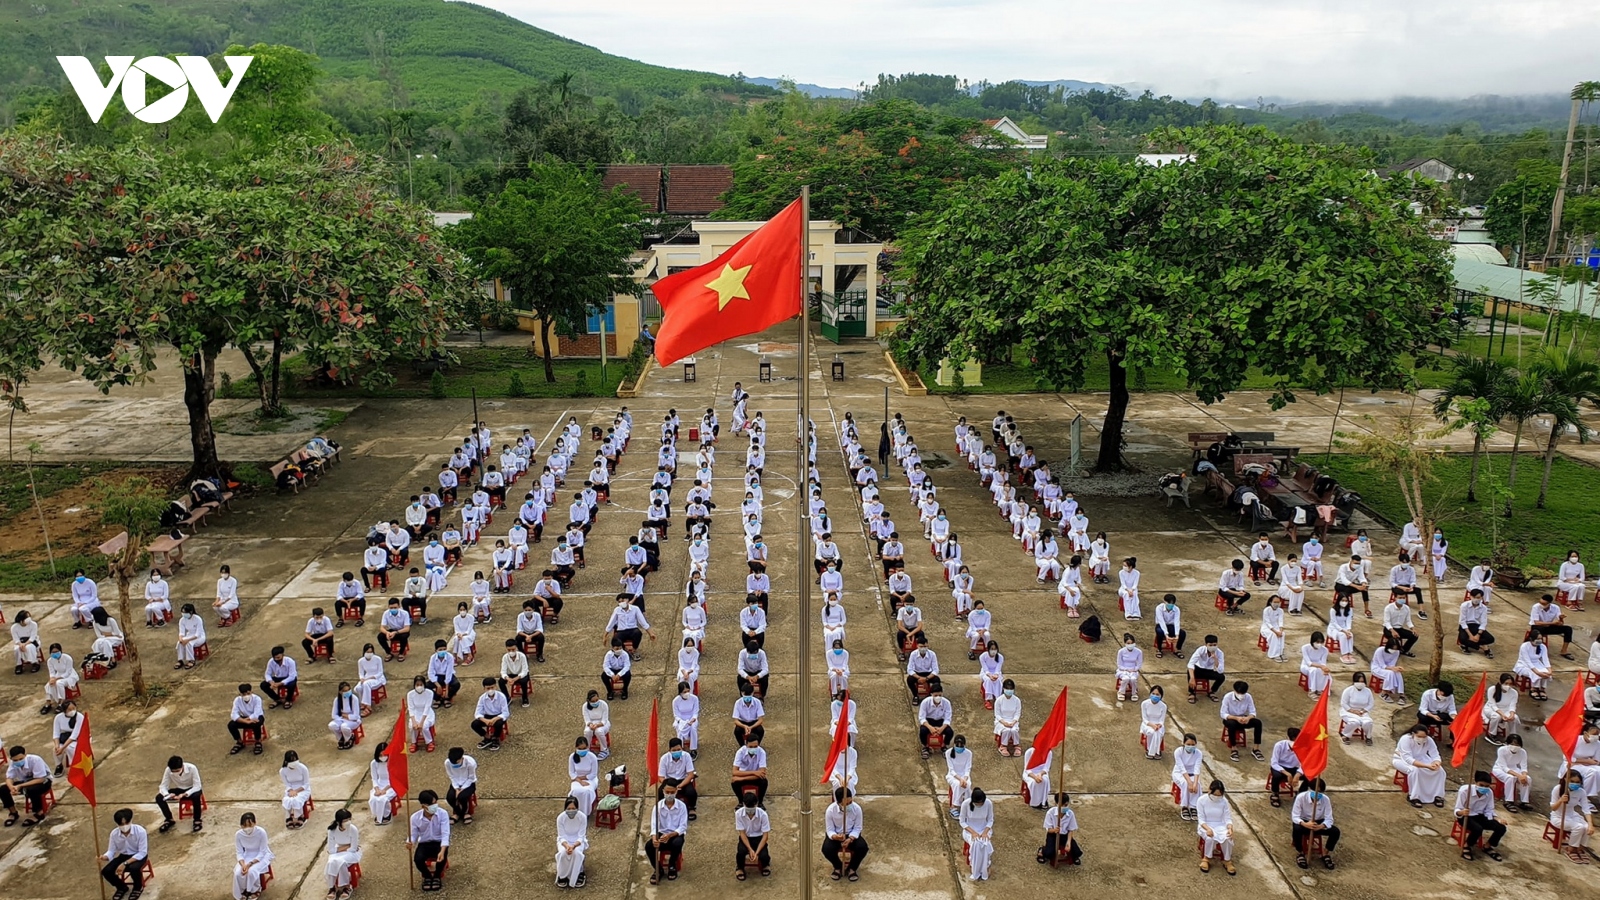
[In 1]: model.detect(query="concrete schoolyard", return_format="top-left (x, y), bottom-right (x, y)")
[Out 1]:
top-left (0, 329), bottom-right (1595, 900)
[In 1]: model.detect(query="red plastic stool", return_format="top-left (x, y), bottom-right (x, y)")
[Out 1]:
top-left (609, 773), bottom-right (632, 799)
top-left (65, 683), bottom-right (82, 701)
top-left (1392, 770), bottom-right (1409, 793)
top-left (1450, 819), bottom-right (1488, 849)
top-left (1214, 592), bottom-right (1229, 611)
top-left (194, 642), bottom-right (212, 662)
top-left (82, 660), bottom-right (109, 681)
top-left (1220, 726), bottom-right (1247, 749)
top-left (369, 685), bottom-right (387, 706)
top-left (1541, 822), bottom-right (1565, 849)
top-left (179, 795), bottom-right (209, 820)
top-left (594, 801), bottom-right (623, 830)
top-left (1297, 673), bottom-right (1310, 692)
top-left (219, 608), bottom-right (241, 627)
top-left (347, 863), bottom-right (361, 889)
top-left (1196, 837), bottom-right (1226, 859)
top-left (1257, 635), bottom-right (1269, 652)
top-left (1141, 731), bottom-right (1164, 755)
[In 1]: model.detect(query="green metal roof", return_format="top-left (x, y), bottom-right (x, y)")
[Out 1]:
top-left (1453, 255), bottom-right (1592, 311)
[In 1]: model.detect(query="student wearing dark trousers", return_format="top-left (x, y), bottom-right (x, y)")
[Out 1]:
top-left (100, 807), bottom-right (148, 895)
top-left (1452, 771), bottom-right (1506, 861)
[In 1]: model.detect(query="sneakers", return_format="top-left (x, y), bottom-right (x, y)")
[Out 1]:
top-left (477, 739), bottom-right (492, 750)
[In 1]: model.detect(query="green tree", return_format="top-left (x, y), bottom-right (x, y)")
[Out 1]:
top-left (719, 99), bottom-right (1020, 239)
top-left (1430, 356), bottom-right (1510, 501)
top-left (1530, 347), bottom-right (1600, 508)
top-left (1495, 370), bottom-right (1544, 493)
top-left (446, 164), bottom-right (643, 382)
top-left (501, 76), bottom-right (618, 175)
top-left (1484, 161), bottom-right (1559, 258)
top-left (0, 135), bottom-right (478, 477)
top-left (894, 126), bottom-right (1451, 471)
top-left (92, 475), bottom-right (169, 699)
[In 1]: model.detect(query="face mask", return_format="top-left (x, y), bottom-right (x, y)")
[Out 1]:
top-left (1125, 642), bottom-right (1134, 648)
top-left (833, 648), bottom-right (844, 655)
top-left (437, 651), bottom-right (448, 659)
top-left (744, 697), bottom-right (754, 705)
top-left (151, 575), bottom-right (161, 582)
top-left (671, 751), bottom-right (683, 760)
top-left (242, 826), bottom-right (256, 835)
top-left (566, 809), bottom-right (578, 818)
top-left (75, 576), bottom-right (85, 583)
top-left (954, 746), bottom-right (965, 754)
top-left (428, 804), bottom-right (442, 814)
top-left (1151, 694), bottom-right (1163, 703)
top-left (50, 652), bottom-right (61, 660)
top-left (586, 702), bottom-right (596, 709)
top-left (1003, 689), bottom-right (1015, 698)
top-left (575, 750), bottom-right (588, 758)
top-left (120, 825), bottom-right (133, 834)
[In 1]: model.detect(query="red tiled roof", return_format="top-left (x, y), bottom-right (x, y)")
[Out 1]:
top-left (601, 165), bottom-right (663, 212)
top-left (665, 165), bottom-right (734, 216)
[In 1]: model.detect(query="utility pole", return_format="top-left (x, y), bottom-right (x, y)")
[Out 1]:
top-left (1543, 82), bottom-right (1600, 269)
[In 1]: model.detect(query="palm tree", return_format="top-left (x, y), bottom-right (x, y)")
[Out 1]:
top-left (1496, 370), bottom-right (1544, 494)
top-left (1430, 355), bottom-right (1509, 502)
top-left (1531, 347), bottom-right (1600, 507)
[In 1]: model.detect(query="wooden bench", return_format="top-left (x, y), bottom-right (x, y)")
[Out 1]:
top-left (1233, 431), bottom-right (1277, 445)
top-left (270, 461), bottom-right (299, 493)
top-left (147, 534), bottom-right (187, 575)
top-left (291, 449), bottom-right (323, 486)
top-left (98, 532), bottom-right (130, 570)
top-left (1187, 431), bottom-right (1229, 460)
top-left (1232, 452), bottom-right (1277, 475)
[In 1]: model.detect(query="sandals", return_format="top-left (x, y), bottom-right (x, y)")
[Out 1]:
top-left (1296, 854), bottom-right (1308, 869)
top-left (230, 743), bottom-right (246, 755)
top-left (830, 870), bottom-right (842, 881)
top-left (158, 819), bottom-right (176, 834)
top-left (3, 812), bottom-right (17, 827)
top-left (1483, 848), bottom-right (1502, 861)
top-left (847, 871), bottom-right (859, 882)
top-left (736, 871), bottom-right (747, 881)
top-left (462, 815), bottom-right (473, 824)
top-left (253, 743), bottom-right (265, 755)
top-left (1461, 849), bottom-right (1473, 861)
top-left (650, 873), bottom-right (661, 885)
top-left (1321, 855), bottom-right (1335, 870)
top-left (1270, 794), bottom-right (1282, 808)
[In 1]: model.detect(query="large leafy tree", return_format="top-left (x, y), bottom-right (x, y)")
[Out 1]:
top-left (895, 125), bottom-right (1452, 471)
top-left (0, 135), bottom-right (478, 478)
top-left (719, 99), bottom-right (1020, 239)
top-left (1529, 347), bottom-right (1600, 508)
top-left (446, 163), bottom-right (643, 382)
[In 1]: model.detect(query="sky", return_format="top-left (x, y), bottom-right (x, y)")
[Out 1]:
top-left (469, 0), bottom-right (1597, 101)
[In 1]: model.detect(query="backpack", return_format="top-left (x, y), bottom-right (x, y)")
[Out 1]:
top-left (1077, 615), bottom-right (1102, 643)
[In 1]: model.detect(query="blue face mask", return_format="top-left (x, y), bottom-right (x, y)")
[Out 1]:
top-left (50, 652), bottom-right (61, 659)
top-left (1151, 694), bottom-right (1162, 704)
top-left (576, 750), bottom-right (587, 758)
top-left (75, 576), bottom-right (86, 583)
top-left (954, 746), bottom-right (965, 754)
top-left (671, 751), bottom-right (682, 760)
top-left (834, 648), bottom-right (844, 655)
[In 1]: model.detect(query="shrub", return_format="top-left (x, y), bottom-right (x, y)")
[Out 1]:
top-left (574, 369), bottom-right (593, 398)
top-left (429, 370), bottom-right (447, 399)
top-left (508, 371), bottom-right (528, 398)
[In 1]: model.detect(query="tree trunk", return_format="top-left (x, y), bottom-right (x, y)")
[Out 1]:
top-left (115, 539), bottom-right (147, 698)
top-left (1507, 423), bottom-right (1523, 489)
top-left (538, 313), bottom-right (557, 383)
top-left (1465, 431), bottom-right (1482, 503)
top-left (1537, 428), bottom-right (1561, 509)
top-left (239, 344), bottom-right (271, 412)
top-left (1425, 516), bottom-right (1444, 685)
top-left (182, 346), bottom-right (222, 480)
top-left (1094, 345), bottom-right (1130, 473)
top-left (268, 333), bottom-right (283, 412)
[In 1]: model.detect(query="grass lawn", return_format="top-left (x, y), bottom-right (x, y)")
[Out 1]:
top-left (1315, 452), bottom-right (1600, 576)
top-left (1443, 309), bottom-right (1600, 364)
top-left (921, 346), bottom-right (1452, 394)
top-left (225, 347), bottom-right (626, 401)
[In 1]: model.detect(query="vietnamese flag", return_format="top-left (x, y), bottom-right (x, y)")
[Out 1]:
top-left (819, 691), bottom-right (851, 785)
top-left (1544, 678), bottom-right (1589, 761)
top-left (647, 698), bottom-right (661, 786)
top-left (651, 198), bottom-right (804, 366)
top-left (1290, 688), bottom-right (1330, 780)
top-left (1026, 685), bottom-right (1070, 760)
top-left (65, 714), bottom-right (96, 806)
top-left (386, 708), bottom-right (410, 801)
top-left (1450, 673), bottom-right (1489, 768)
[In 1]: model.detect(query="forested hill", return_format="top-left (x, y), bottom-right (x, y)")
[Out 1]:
top-left (0, 0), bottom-right (771, 115)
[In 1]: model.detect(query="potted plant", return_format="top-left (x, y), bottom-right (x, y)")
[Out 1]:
top-left (1489, 540), bottom-right (1531, 590)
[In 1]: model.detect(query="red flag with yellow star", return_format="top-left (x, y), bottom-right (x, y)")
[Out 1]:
top-left (650, 198), bottom-right (804, 366)
top-left (66, 714), bottom-right (96, 806)
top-left (1290, 688), bottom-right (1330, 780)
top-left (386, 707), bottom-right (410, 801)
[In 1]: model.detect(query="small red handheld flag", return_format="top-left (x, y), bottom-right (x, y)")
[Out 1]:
top-left (65, 714), bottom-right (96, 806)
top-left (819, 691), bottom-right (851, 785)
top-left (1544, 678), bottom-right (1589, 760)
top-left (1450, 673), bottom-right (1489, 768)
top-left (650, 198), bottom-right (804, 366)
top-left (1026, 685), bottom-right (1069, 760)
top-left (1289, 688), bottom-right (1330, 780)
top-left (386, 708), bottom-right (410, 801)
top-left (647, 698), bottom-right (661, 786)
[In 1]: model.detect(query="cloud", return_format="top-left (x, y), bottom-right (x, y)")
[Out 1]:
top-left (470, 0), bottom-right (1598, 100)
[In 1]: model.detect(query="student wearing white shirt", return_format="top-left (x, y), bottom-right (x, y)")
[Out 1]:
top-left (566, 737), bottom-right (602, 815)
top-left (1220, 681), bottom-right (1264, 760)
top-left (1037, 792), bottom-right (1082, 866)
top-left (1513, 633), bottom-right (1554, 700)
top-left (10, 609), bottom-right (41, 673)
top-left (323, 808), bottom-right (362, 899)
top-left (677, 640), bottom-right (701, 694)
top-left (918, 682), bottom-right (955, 759)
top-left (368, 744), bottom-right (396, 825)
top-left (1457, 589), bottom-right (1495, 658)
top-left (733, 790), bottom-right (771, 878)
top-left (581, 692), bottom-right (611, 759)
top-left (1195, 779), bottom-right (1236, 873)
top-left (1327, 596), bottom-right (1356, 664)
top-left (329, 682), bottom-right (362, 750)
top-left (1332, 557), bottom-right (1370, 616)
top-left (1260, 596), bottom-right (1287, 661)
top-left (1291, 778), bottom-right (1339, 870)
top-left (1021, 745), bottom-right (1053, 808)
top-left (88, 607), bottom-right (125, 666)
top-left (1186, 636), bottom-right (1225, 702)
top-left (646, 780), bottom-right (690, 884)
top-left (443, 746), bottom-right (478, 824)
top-left (944, 735), bottom-right (974, 815)
top-left (823, 787), bottom-right (868, 881)
top-left (1560, 723), bottom-right (1600, 805)
top-left (554, 797), bottom-right (589, 889)
top-left (1267, 728), bottom-right (1302, 805)
top-left (1113, 633), bottom-right (1144, 702)
top-left (101, 807), bottom-right (150, 896)
top-left (1381, 593), bottom-right (1419, 657)
top-left (1151, 594), bottom-right (1185, 657)
top-left (1172, 733), bottom-right (1205, 819)
top-left (959, 788), bottom-right (996, 881)
top-left (1300, 633), bottom-right (1331, 698)
top-left (1558, 550), bottom-right (1587, 608)
top-left (1118, 557), bottom-right (1143, 620)
top-left (1492, 733), bottom-right (1534, 811)
top-left (144, 570), bottom-right (172, 626)
top-left (1217, 559), bottom-right (1250, 615)
top-left (1248, 533), bottom-right (1280, 585)
top-left (1140, 686), bottom-right (1168, 759)
top-left (1394, 724), bottom-right (1447, 807)
top-left (1453, 770), bottom-right (1507, 861)
top-left (1528, 594), bottom-right (1576, 660)
top-left (1057, 559), bottom-right (1083, 617)
top-left (231, 812), bottom-right (275, 900)
top-left (42, 643), bottom-right (78, 714)
top-left (213, 565), bottom-right (241, 622)
top-left (731, 734), bottom-right (770, 807)
top-left (1389, 554), bottom-right (1423, 613)
top-left (403, 676), bottom-right (437, 752)
top-left (68, 569), bottom-right (102, 627)
top-left (657, 737), bottom-right (700, 818)
top-left (471, 678), bottom-right (510, 750)
top-left (1548, 773), bottom-right (1593, 857)
top-left (279, 750), bottom-right (312, 828)
top-left (1338, 673), bottom-right (1375, 744)
top-left (408, 791), bottom-right (451, 891)
top-left (1370, 634), bottom-right (1405, 704)
top-left (1483, 674), bottom-right (1521, 744)
top-left (514, 601), bottom-right (546, 664)
top-left (1277, 554), bottom-right (1306, 613)
top-left (1301, 536), bottom-right (1325, 585)
top-left (601, 640), bottom-right (632, 701)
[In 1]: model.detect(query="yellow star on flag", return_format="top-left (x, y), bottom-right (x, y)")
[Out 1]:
top-left (1314, 725), bottom-right (1327, 742)
top-left (72, 753), bottom-right (95, 778)
top-left (705, 263), bottom-right (753, 311)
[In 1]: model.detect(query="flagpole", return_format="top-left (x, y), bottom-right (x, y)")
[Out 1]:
top-left (90, 803), bottom-right (106, 900)
top-left (405, 796), bottom-right (415, 892)
top-left (796, 184), bottom-right (815, 900)
top-left (1054, 689), bottom-right (1068, 807)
